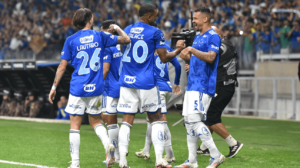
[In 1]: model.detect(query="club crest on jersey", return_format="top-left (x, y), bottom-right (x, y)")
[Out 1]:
top-left (80, 35), bottom-right (94, 44)
top-left (158, 131), bottom-right (164, 142)
top-left (124, 75), bottom-right (136, 84)
top-left (84, 84), bottom-right (96, 92)
top-left (130, 27), bottom-right (144, 34)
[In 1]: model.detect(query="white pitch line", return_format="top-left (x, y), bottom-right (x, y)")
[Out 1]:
top-left (0, 160), bottom-right (57, 168)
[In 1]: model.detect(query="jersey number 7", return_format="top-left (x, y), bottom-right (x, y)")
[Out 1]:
top-left (76, 48), bottom-right (101, 75)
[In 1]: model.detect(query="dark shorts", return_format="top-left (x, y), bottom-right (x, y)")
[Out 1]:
top-left (204, 82), bottom-right (235, 126)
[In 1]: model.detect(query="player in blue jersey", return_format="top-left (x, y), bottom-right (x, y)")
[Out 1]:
top-left (99, 20), bottom-right (123, 164)
top-left (175, 7), bottom-right (225, 168)
top-left (48, 8), bottom-right (131, 168)
top-left (135, 23), bottom-right (182, 164)
top-left (116, 3), bottom-right (186, 168)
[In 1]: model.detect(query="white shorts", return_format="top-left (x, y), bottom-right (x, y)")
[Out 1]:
top-left (65, 94), bottom-right (103, 116)
top-left (117, 86), bottom-right (160, 114)
top-left (160, 91), bottom-right (171, 114)
top-left (102, 95), bottom-right (119, 114)
top-left (182, 91), bottom-right (212, 119)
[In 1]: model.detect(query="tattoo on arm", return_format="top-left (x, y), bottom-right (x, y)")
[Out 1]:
top-left (190, 48), bottom-right (217, 63)
top-left (116, 28), bottom-right (131, 44)
top-left (53, 62), bottom-right (66, 86)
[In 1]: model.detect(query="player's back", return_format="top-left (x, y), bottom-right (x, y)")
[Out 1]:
top-left (61, 29), bottom-right (118, 97)
top-left (103, 44), bottom-right (122, 98)
top-left (119, 22), bottom-right (166, 89)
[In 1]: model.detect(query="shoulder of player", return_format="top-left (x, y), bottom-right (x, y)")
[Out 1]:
top-left (65, 31), bottom-right (80, 44)
top-left (124, 24), bottom-right (133, 33)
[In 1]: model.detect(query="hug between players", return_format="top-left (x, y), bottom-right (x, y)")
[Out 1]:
top-left (49, 3), bottom-right (242, 168)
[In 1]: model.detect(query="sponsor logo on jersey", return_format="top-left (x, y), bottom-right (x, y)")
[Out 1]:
top-left (124, 75), bottom-right (136, 84)
top-left (160, 41), bottom-right (165, 45)
top-left (157, 131), bottom-right (164, 142)
top-left (84, 84), bottom-right (96, 92)
top-left (142, 103), bottom-right (157, 109)
top-left (119, 104), bottom-right (131, 108)
top-left (113, 52), bottom-right (123, 58)
top-left (80, 35), bottom-right (94, 44)
top-left (104, 55), bottom-right (108, 60)
top-left (69, 104), bottom-right (82, 109)
top-left (88, 105), bottom-right (99, 110)
top-left (61, 51), bottom-right (64, 55)
top-left (209, 30), bottom-right (217, 35)
top-left (110, 35), bottom-right (115, 39)
top-left (111, 104), bottom-right (117, 108)
top-left (130, 27), bottom-right (144, 34)
top-left (203, 35), bottom-right (207, 38)
top-left (211, 45), bottom-right (219, 50)
top-left (77, 42), bottom-right (99, 51)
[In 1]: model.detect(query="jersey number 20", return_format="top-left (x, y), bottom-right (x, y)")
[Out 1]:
top-left (122, 40), bottom-right (148, 64)
top-left (76, 48), bottom-right (101, 75)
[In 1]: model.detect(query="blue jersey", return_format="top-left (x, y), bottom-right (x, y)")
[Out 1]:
top-left (103, 44), bottom-right (122, 98)
top-left (61, 29), bottom-right (118, 97)
top-left (119, 22), bottom-right (166, 89)
top-left (187, 28), bottom-right (221, 97)
top-left (154, 45), bottom-right (181, 92)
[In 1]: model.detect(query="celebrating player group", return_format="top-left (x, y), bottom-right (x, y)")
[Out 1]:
top-left (49, 3), bottom-right (242, 168)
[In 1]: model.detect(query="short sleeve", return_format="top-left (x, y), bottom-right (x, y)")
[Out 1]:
top-left (154, 29), bottom-right (167, 49)
top-left (60, 38), bottom-right (72, 61)
top-left (208, 34), bottom-right (221, 54)
top-left (103, 48), bottom-right (112, 64)
top-left (166, 45), bottom-right (173, 52)
top-left (100, 31), bottom-right (118, 48)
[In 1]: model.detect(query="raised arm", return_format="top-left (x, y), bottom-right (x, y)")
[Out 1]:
top-left (180, 46), bottom-right (218, 64)
top-left (108, 24), bottom-right (131, 44)
top-left (48, 59), bottom-right (68, 104)
top-left (156, 40), bottom-right (186, 63)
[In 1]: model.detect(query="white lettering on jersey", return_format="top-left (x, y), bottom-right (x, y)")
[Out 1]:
top-left (130, 27), bottom-right (144, 34)
top-left (80, 35), bottom-right (94, 44)
top-left (208, 30), bottom-right (217, 35)
top-left (211, 45), bottom-right (219, 50)
top-left (129, 33), bottom-right (144, 39)
top-left (77, 42), bottom-right (99, 51)
top-left (160, 41), bottom-right (165, 45)
top-left (84, 84), bottom-right (96, 92)
top-left (113, 52), bottom-right (122, 58)
top-left (104, 56), bottom-right (108, 60)
top-left (124, 75), bottom-right (136, 84)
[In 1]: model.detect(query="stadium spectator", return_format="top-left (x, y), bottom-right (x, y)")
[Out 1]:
top-left (0, 89), bottom-right (17, 116)
top-left (14, 91), bottom-right (26, 117)
top-left (271, 19), bottom-right (281, 54)
top-left (242, 18), bottom-right (256, 69)
top-left (279, 20), bottom-right (291, 54)
top-left (55, 95), bottom-right (69, 120)
top-left (260, 23), bottom-right (272, 53)
top-left (23, 91), bottom-right (43, 117)
top-left (288, 21), bottom-right (300, 53)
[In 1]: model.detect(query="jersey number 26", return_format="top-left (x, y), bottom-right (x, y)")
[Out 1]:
top-left (76, 48), bottom-right (101, 75)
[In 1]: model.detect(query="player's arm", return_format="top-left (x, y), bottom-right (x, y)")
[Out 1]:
top-left (103, 48), bottom-right (112, 80)
top-left (108, 24), bottom-right (131, 44)
top-left (157, 40), bottom-right (186, 63)
top-left (49, 59), bottom-right (68, 104)
top-left (170, 57), bottom-right (182, 96)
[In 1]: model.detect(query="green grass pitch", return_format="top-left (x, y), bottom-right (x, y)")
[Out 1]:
top-left (0, 113), bottom-right (300, 168)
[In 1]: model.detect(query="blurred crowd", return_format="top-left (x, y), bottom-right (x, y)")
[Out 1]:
top-left (0, 89), bottom-right (69, 120)
top-left (0, 0), bottom-right (300, 69)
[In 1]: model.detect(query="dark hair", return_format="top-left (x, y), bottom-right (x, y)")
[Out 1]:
top-left (247, 17), bottom-right (254, 24)
top-left (101, 20), bottom-right (116, 29)
top-left (139, 3), bottom-right (157, 17)
top-left (149, 22), bottom-right (158, 27)
top-left (72, 8), bottom-right (93, 30)
top-left (194, 6), bottom-right (211, 15)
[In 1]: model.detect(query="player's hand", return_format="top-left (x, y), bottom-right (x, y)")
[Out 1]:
top-left (176, 40), bottom-right (186, 51)
top-left (48, 89), bottom-right (56, 104)
top-left (108, 24), bottom-right (120, 33)
top-left (173, 84), bottom-right (181, 96)
top-left (180, 47), bottom-right (192, 62)
top-left (185, 64), bottom-right (189, 73)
